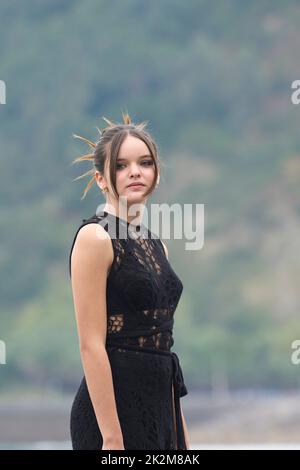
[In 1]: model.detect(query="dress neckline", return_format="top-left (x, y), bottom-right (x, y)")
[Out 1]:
top-left (97, 210), bottom-right (142, 232)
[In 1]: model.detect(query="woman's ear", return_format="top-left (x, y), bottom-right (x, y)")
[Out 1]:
top-left (95, 171), bottom-right (104, 189)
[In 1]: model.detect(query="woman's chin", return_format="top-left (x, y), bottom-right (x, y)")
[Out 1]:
top-left (121, 192), bottom-right (146, 203)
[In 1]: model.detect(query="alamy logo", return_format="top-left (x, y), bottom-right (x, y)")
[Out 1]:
top-left (0, 340), bottom-right (6, 364)
top-left (0, 80), bottom-right (6, 104)
top-left (291, 339), bottom-right (300, 365)
top-left (291, 80), bottom-right (300, 104)
top-left (95, 201), bottom-right (205, 250)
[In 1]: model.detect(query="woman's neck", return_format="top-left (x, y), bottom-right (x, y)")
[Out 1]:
top-left (102, 203), bottom-right (145, 226)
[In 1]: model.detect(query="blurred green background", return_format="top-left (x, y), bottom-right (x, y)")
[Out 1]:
top-left (1, 0), bottom-right (300, 408)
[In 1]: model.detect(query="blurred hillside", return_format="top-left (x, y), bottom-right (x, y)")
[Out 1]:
top-left (1, 0), bottom-right (300, 393)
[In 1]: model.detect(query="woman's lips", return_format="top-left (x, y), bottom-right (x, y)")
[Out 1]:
top-left (127, 184), bottom-right (145, 189)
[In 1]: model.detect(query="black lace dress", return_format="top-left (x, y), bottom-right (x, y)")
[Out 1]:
top-left (69, 210), bottom-right (188, 450)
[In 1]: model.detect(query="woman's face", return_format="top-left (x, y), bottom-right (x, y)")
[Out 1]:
top-left (95, 134), bottom-right (156, 208)
top-left (114, 134), bottom-right (156, 204)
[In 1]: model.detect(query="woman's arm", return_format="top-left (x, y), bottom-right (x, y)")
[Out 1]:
top-left (180, 404), bottom-right (190, 450)
top-left (161, 240), bottom-right (168, 259)
top-left (71, 223), bottom-right (124, 449)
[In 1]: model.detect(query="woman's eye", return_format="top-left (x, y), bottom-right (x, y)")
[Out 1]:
top-left (116, 160), bottom-right (153, 170)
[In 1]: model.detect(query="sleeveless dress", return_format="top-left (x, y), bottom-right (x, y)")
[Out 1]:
top-left (68, 210), bottom-right (188, 450)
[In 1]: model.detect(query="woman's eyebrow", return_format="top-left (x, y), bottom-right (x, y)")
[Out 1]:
top-left (117, 154), bottom-right (152, 161)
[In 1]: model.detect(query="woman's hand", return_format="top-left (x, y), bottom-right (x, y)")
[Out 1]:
top-left (102, 438), bottom-right (125, 450)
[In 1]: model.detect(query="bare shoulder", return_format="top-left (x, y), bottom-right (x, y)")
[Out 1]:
top-left (76, 222), bottom-right (111, 243)
top-left (71, 222), bottom-right (114, 276)
top-left (161, 240), bottom-right (168, 259)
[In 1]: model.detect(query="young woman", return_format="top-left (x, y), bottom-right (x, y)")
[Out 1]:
top-left (69, 112), bottom-right (189, 450)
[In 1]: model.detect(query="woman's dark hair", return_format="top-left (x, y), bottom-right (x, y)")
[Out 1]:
top-left (72, 111), bottom-right (161, 200)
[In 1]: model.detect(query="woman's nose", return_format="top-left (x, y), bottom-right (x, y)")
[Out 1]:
top-left (129, 165), bottom-right (141, 177)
